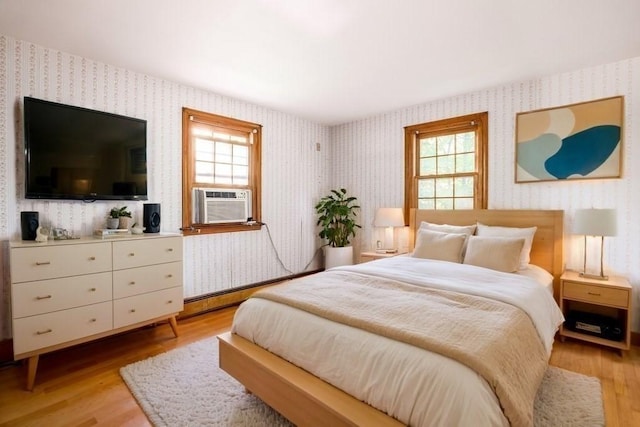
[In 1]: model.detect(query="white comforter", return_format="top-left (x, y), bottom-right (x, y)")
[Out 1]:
top-left (232, 257), bottom-right (564, 426)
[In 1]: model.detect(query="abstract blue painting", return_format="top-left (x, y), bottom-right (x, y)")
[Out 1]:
top-left (515, 96), bottom-right (623, 182)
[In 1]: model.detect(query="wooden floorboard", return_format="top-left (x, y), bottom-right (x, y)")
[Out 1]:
top-left (0, 305), bottom-right (638, 426)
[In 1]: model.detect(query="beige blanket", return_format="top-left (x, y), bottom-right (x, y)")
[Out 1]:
top-left (253, 270), bottom-right (548, 427)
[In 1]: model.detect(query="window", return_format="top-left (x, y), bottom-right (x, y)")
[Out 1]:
top-left (182, 108), bottom-right (262, 235)
top-left (404, 112), bottom-right (487, 217)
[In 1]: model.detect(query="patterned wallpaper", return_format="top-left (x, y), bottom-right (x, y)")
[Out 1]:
top-left (332, 56), bottom-right (640, 330)
top-left (0, 34), bottom-right (330, 339)
top-left (1, 31), bottom-right (639, 337)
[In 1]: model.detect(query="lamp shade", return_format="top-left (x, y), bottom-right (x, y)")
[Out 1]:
top-left (573, 208), bottom-right (617, 236)
top-left (373, 208), bottom-right (404, 227)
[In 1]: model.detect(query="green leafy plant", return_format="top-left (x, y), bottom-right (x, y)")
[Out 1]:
top-left (109, 206), bottom-right (132, 219)
top-left (314, 188), bottom-right (361, 247)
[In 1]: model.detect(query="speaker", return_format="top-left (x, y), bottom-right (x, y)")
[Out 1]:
top-left (21, 211), bottom-right (39, 240)
top-left (143, 203), bottom-right (161, 233)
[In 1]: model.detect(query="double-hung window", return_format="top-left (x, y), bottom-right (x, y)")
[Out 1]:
top-left (182, 108), bottom-right (262, 235)
top-left (404, 112), bottom-right (488, 216)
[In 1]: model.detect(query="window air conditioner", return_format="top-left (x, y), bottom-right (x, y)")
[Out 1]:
top-left (193, 188), bottom-right (252, 224)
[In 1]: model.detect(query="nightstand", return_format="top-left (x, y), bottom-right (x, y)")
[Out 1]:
top-left (359, 251), bottom-right (407, 263)
top-left (559, 270), bottom-right (631, 351)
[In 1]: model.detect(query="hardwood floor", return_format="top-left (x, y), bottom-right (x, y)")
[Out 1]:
top-left (0, 305), bottom-right (638, 426)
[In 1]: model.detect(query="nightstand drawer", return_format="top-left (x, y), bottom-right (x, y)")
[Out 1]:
top-left (564, 281), bottom-right (629, 307)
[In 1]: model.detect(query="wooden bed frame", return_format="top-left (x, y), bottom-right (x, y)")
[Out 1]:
top-left (218, 209), bottom-right (564, 426)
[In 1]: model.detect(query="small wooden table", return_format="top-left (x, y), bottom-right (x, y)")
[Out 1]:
top-left (559, 270), bottom-right (631, 352)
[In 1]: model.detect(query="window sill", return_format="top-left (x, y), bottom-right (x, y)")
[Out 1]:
top-left (182, 222), bottom-right (262, 236)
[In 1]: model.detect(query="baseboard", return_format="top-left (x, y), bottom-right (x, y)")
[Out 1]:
top-left (179, 269), bottom-right (322, 319)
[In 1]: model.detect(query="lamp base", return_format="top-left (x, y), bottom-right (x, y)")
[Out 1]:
top-left (579, 271), bottom-right (609, 281)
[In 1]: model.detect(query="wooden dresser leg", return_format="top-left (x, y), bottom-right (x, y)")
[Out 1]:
top-left (168, 316), bottom-right (179, 337)
top-left (26, 355), bottom-right (39, 391)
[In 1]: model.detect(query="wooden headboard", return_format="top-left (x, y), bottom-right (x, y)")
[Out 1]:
top-left (410, 209), bottom-right (564, 298)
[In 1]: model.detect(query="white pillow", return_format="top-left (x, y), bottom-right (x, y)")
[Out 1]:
top-left (419, 221), bottom-right (477, 237)
top-left (476, 223), bottom-right (537, 270)
top-left (463, 236), bottom-right (525, 273)
top-left (412, 229), bottom-right (467, 263)
top-left (419, 221), bottom-right (476, 254)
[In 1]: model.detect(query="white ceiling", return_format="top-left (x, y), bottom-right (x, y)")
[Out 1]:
top-left (1, 0), bottom-right (639, 125)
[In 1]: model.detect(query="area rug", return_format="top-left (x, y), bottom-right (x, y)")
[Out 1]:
top-left (120, 337), bottom-right (604, 427)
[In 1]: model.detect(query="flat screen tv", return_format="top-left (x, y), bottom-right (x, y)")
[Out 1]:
top-left (24, 96), bottom-right (148, 201)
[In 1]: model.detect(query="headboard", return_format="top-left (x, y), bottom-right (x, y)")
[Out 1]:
top-left (410, 209), bottom-right (564, 299)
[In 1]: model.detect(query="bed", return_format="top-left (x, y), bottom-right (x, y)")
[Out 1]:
top-left (218, 209), bottom-right (564, 426)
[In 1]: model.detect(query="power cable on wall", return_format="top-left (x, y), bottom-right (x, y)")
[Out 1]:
top-left (258, 221), bottom-right (323, 275)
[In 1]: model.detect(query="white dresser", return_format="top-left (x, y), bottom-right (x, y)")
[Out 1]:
top-left (10, 234), bottom-right (183, 390)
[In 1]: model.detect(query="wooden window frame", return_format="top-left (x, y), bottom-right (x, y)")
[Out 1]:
top-left (404, 112), bottom-right (488, 223)
top-left (182, 107), bottom-right (262, 236)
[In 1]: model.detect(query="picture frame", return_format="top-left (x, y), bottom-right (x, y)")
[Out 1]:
top-left (515, 96), bottom-right (623, 183)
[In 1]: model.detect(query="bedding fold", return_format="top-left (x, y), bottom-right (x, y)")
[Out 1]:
top-left (253, 269), bottom-right (548, 427)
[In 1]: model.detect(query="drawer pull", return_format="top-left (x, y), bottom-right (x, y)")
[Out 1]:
top-left (36, 329), bottom-right (52, 335)
top-left (130, 309), bottom-right (136, 313)
top-left (587, 292), bottom-right (601, 296)
top-left (36, 295), bottom-right (52, 300)
top-left (166, 274), bottom-right (173, 278)
top-left (89, 318), bottom-right (97, 322)
top-left (168, 300), bottom-right (173, 304)
top-left (167, 248), bottom-right (174, 252)
top-left (129, 253), bottom-right (135, 257)
top-left (89, 256), bottom-right (96, 261)
top-left (35, 261), bottom-right (51, 266)
top-left (89, 288), bottom-right (96, 292)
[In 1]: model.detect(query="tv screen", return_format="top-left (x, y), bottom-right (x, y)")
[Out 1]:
top-left (24, 96), bottom-right (148, 201)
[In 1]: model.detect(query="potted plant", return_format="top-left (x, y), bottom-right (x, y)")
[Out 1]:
top-left (315, 188), bottom-right (361, 268)
top-left (108, 206), bottom-right (132, 230)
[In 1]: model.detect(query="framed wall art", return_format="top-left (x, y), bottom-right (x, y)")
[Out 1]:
top-left (515, 96), bottom-right (623, 183)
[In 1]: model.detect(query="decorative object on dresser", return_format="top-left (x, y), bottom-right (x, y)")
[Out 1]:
top-left (559, 270), bottom-right (631, 351)
top-left (373, 207), bottom-right (404, 253)
top-left (573, 208), bottom-right (617, 280)
top-left (20, 211), bottom-right (39, 240)
top-left (109, 206), bottom-right (132, 230)
top-left (143, 203), bottom-right (161, 233)
top-left (10, 234), bottom-right (183, 390)
top-left (314, 188), bottom-right (361, 269)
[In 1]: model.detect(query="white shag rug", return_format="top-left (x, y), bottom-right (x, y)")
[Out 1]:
top-left (120, 337), bottom-right (604, 427)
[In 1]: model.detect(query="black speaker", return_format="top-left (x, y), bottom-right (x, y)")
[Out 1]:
top-left (143, 203), bottom-right (161, 233)
top-left (21, 211), bottom-right (39, 240)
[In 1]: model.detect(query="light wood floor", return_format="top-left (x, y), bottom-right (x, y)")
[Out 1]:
top-left (0, 305), bottom-right (638, 426)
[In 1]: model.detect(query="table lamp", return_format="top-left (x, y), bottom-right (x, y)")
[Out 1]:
top-left (573, 208), bottom-right (617, 280)
top-left (373, 208), bottom-right (404, 253)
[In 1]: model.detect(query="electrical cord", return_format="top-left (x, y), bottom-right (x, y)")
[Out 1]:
top-left (257, 221), bottom-right (323, 275)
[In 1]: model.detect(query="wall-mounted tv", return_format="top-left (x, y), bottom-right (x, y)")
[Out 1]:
top-left (24, 96), bottom-right (148, 201)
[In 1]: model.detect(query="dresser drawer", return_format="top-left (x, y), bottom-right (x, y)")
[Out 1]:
top-left (113, 262), bottom-right (182, 299)
top-left (11, 243), bottom-right (112, 283)
top-left (12, 272), bottom-right (112, 318)
top-left (112, 237), bottom-right (182, 270)
top-left (12, 301), bottom-right (113, 356)
top-left (113, 287), bottom-right (183, 329)
top-left (563, 281), bottom-right (629, 307)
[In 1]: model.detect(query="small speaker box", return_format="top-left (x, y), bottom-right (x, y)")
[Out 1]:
top-left (143, 203), bottom-right (161, 233)
top-left (21, 211), bottom-right (39, 240)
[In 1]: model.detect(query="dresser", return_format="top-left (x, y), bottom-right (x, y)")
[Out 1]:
top-left (10, 234), bottom-right (183, 390)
